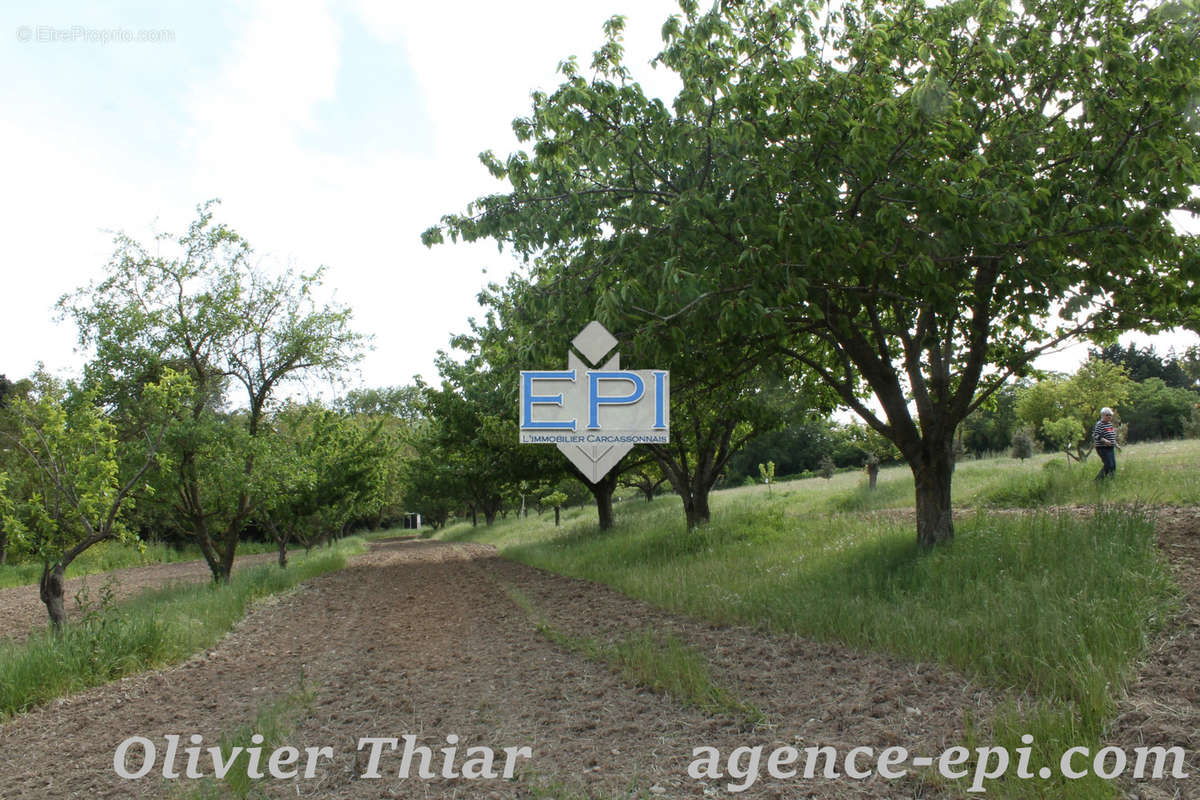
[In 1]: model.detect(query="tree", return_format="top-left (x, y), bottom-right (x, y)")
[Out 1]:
top-left (1092, 343), bottom-right (1193, 389)
top-left (758, 460), bottom-right (776, 493)
top-left (818, 455), bottom-right (836, 480)
top-left (619, 460), bottom-right (669, 502)
top-left (401, 431), bottom-right (458, 531)
top-left (1122, 378), bottom-right (1200, 441)
top-left (425, 0), bottom-right (1200, 547)
top-left (647, 389), bottom-right (783, 526)
top-left (724, 417), bottom-right (841, 482)
top-left (61, 202), bottom-right (364, 582)
top-left (541, 490), bottom-right (569, 526)
top-left (845, 424), bottom-right (900, 489)
top-left (0, 371), bottom-right (188, 626)
top-left (1180, 346), bottom-right (1200, 390)
top-left (961, 382), bottom-right (1020, 455)
top-left (472, 248), bottom-right (824, 531)
top-left (1016, 359), bottom-right (1133, 461)
top-left (335, 386), bottom-right (422, 530)
top-left (0, 374), bottom-right (33, 566)
top-left (256, 403), bottom-right (389, 566)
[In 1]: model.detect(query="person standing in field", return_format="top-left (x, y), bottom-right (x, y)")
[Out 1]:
top-left (1093, 407), bottom-right (1118, 480)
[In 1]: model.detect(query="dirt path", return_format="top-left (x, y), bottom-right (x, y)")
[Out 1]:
top-left (0, 552), bottom-right (281, 643)
top-left (1107, 507), bottom-right (1200, 800)
top-left (0, 537), bottom-right (992, 799)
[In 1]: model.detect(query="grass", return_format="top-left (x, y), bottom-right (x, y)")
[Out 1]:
top-left (171, 677), bottom-right (319, 800)
top-left (501, 580), bottom-right (764, 726)
top-left (438, 441), bottom-right (1197, 799)
top-left (0, 538), bottom-right (298, 590)
top-left (817, 438), bottom-right (1200, 512)
top-left (0, 538), bottom-right (365, 719)
top-left (477, 506), bottom-right (1173, 731)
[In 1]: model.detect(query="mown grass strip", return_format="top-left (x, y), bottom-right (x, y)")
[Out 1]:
top-left (500, 581), bottom-right (763, 727)
top-left (0, 538), bottom-right (365, 719)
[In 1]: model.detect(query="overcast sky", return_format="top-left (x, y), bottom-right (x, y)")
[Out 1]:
top-left (2, 0), bottom-right (1196, 397)
top-left (1, 0), bottom-right (685, 393)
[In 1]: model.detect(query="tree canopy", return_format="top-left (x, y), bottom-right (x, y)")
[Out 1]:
top-left (60, 202), bottom-right (366, 581)
top-left (426, 0), bottom-right (1200, 546)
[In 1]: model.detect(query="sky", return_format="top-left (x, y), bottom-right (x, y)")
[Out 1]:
top-left (0, 0), bottom-right (684, 394)
top-left (1, 0), bottom-right (1196, 398)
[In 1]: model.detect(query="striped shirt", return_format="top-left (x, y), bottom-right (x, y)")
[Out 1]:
top-left (1093, 419), bottom-right (1116, 448)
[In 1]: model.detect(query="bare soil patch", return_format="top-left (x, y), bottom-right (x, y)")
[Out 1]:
top-left (0, 536), bottom-right (991, 799)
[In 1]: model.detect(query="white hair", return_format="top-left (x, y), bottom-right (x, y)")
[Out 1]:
top-left (1100, 407), bottom-right (1113, 416)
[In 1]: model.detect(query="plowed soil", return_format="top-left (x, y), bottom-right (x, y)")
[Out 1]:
top-left (0, 538), bottom-right (990, 799)
top-left (0, 506), bottom-right (1196, 800)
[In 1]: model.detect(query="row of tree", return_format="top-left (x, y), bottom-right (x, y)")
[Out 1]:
top-left (4, 0), bottom-right (1199, 624)
top-left (0, 205), bottom-right (410, 626)
top-left (421, 0), bottom-right (1200, 546)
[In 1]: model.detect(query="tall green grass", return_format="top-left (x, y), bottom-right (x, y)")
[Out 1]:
top-left (713, 439), bottom-right (1200, 514)
top-left (0, 538), bottom-right (365, 719)
top-left (501, 580), bottom-right (763, 726)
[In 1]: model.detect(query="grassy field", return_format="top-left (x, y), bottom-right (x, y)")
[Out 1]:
top-left (764, 438), bottom-right (1200, 513)
top-left (437, 439), bottom-right (1198, 799)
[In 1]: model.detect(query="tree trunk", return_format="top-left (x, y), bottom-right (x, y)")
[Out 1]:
top-left (585, 471), bottom-right (619, 531)
top-left (214, 527), bottom-right (239, 584)
top-left (867, 463), bottom-right (879, 490)
top-left (682, 491), bottom-right (711, 529)
top-left (595, 487), bottom-right (614, 530)
top-left (0, 527), bottom-right (7, 565)
top-left (193, 519), bottom-right (228, 584)
top-left (913, 447), bottom-right (955, 547)
top-left (39, 563), bottom-right (67, 629)
top-left (655, 458), bottom-right (716, 531)
top-left (554, 506), bottom-right (561, 526)
top-left (277, 538), bottom-right (288, 568)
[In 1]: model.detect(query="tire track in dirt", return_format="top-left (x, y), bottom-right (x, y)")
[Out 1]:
top-left (0, 536), bottom-right (990, 799)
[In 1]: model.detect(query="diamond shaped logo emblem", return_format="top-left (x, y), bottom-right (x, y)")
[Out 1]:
top-left (571, 321), bottom-right (619, 365)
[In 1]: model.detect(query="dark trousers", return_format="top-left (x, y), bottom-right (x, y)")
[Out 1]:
top-left (1095, 446), bottom-right (1116, 480)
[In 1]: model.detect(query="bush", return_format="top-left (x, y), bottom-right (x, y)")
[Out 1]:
top-left (1010, 426), bottom-right (1034, 461)
top-left (818, 455), bottom-right (835, 479)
